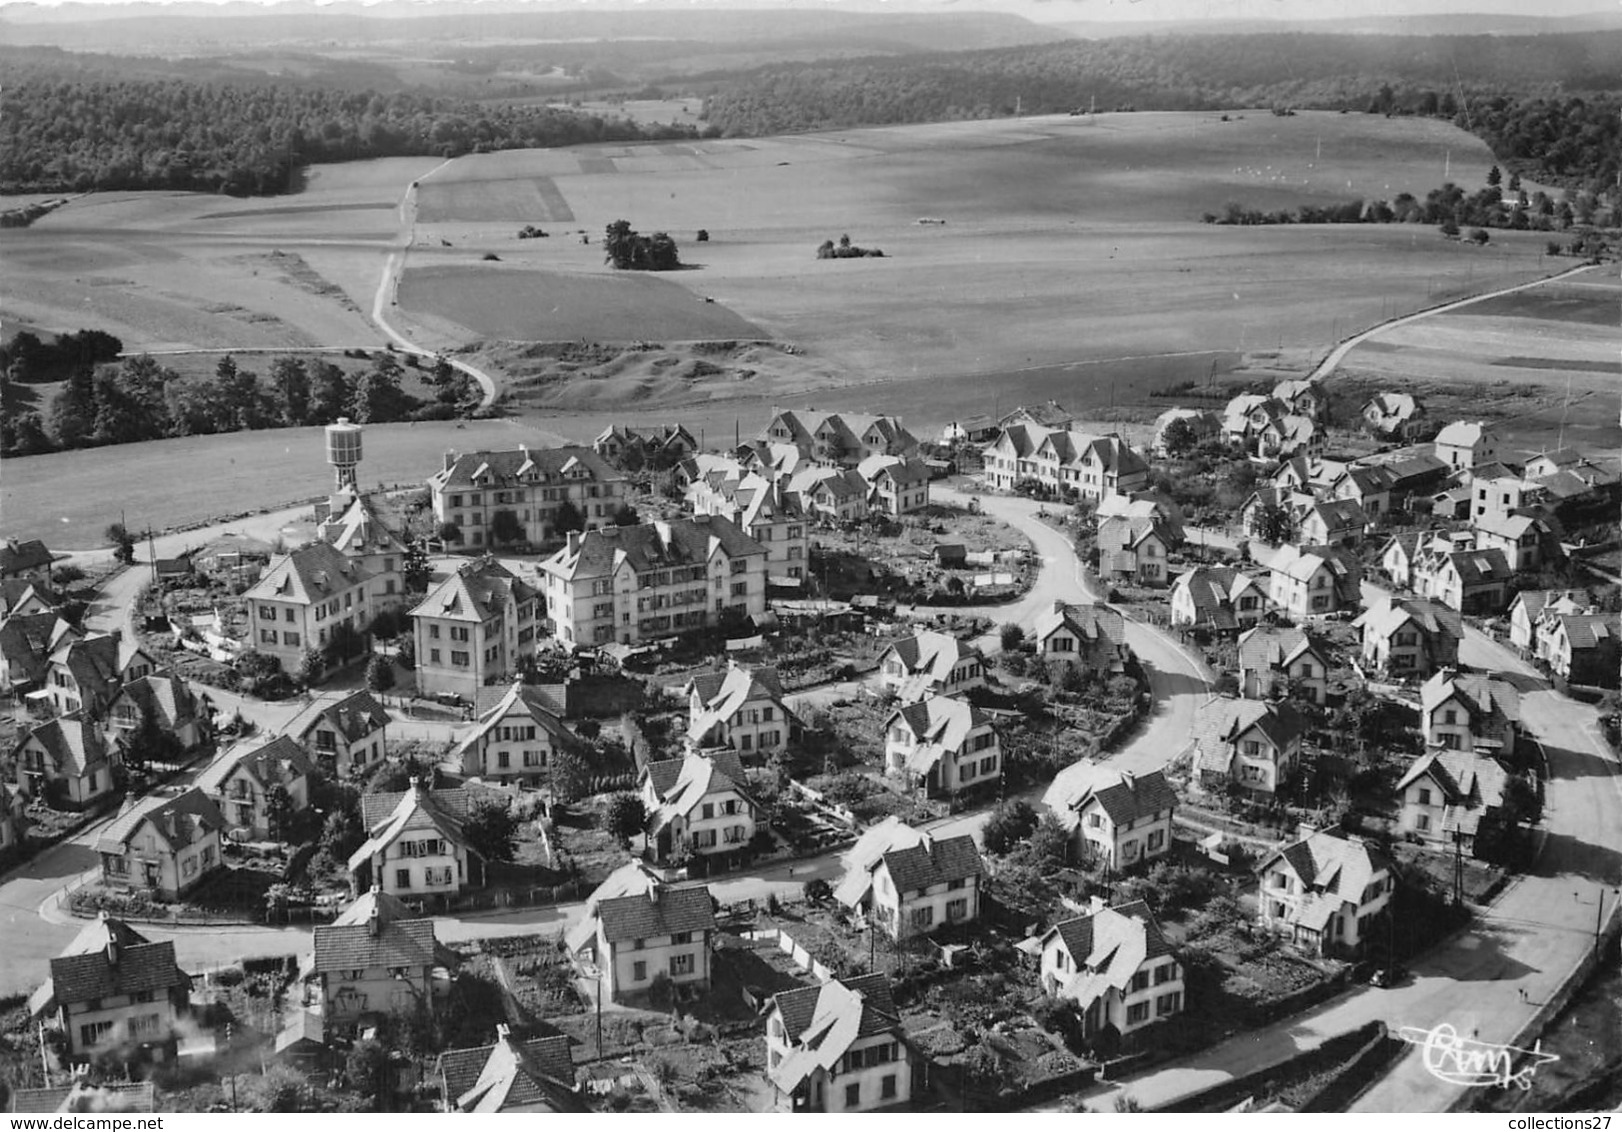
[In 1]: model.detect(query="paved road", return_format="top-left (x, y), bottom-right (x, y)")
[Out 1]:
top-left (1071, 624), bottom-right (1622, 1113)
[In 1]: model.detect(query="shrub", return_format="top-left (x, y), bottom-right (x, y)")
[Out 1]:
top-left (999, 623), bottom-right (1026, 651)
top-left (982, 799), bottom-right (1039, 855)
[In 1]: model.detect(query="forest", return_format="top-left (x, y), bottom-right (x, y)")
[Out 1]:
top-left (699, 32), bottom-right (1622, 192)
top-left (0, 51), bottom-right (708, 195)
top-left (0, 341), bottom-right (482, 458)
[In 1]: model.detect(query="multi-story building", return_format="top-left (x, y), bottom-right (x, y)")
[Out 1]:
top-left (686, 662), bottom-right (799, 758)
top-left (103, 672), bottom-right (209, 758)
top-left (685, 465), bottom-right (809, 583)
top-left (287, 688), bottom-right (391, 776)
top-left (1257, 827), bottom-right (1394, 957)
top-left (0, 538), bottom-right (55, 586)
top-left (14, 715), bottom-right (114, 810)
top-left (1434, 420), bottom-right (1501, 472)
top-left (857, 454), bottom-right (932, 516)
top-left (1192, 697), bottom-right (1304, 799)
top-left (0, 611), bottom-right (76, 698)
top-left (1039, 900), bottom-right (1183, 1038)
top-left (409, 560), bottom-right (539, 701)
top-left (1266, 544), bottom-right (1362, 621)
top-left (565, 882), bottom-right (716, 1004)
top-left (43, 915), bottom-right (191, 1057)
top-left (1395, 749), bottom-right (1509, 852)
top-left (1535, 610), bottom-right (1620, 685)
top-left (981, 426), bottom-right (1149, 501)
top-left (883, 695), bottom-right (1000, 799)
top-left (1415, 547), bottom-right (1513, 614)
top-left (95, 788), bottom-right (226, 901)
top-left (1064, 770), bottom-right (1177, 871)
top-left (641, 750), bottom-right (758, 867)
top-left (1472, 512), bottom-right (1559, 574)
top-left (195, 735), bottom-right (314, 839)
top-left (314, 490), bottom-right (409, 611)
top-left (1360, 392), bottom-right (1425, 442)
top-left (757, 411), bottom-right (919, 469)
top-left (766, 975), bottom-right (915, 1113)
top-left (1354, 595), bottom-right (1462, 678)
top-left (244, 542), bottom-right (374, 673)
top-left (1033, 601), bottom-right (1130, 675)
top-left (834, 827), bottom-right (984, 941)
top-left (45, 633), bottom-right (156, 717)
top-left (437, 1026), bottom-right (585, 1113)
top-left (1421, 670), bottom-right (1520, 755)
top-left (453, 680), bottom-right (578, 789)
top-left (307, 888), bottom-right (455, 1039)
top-left (541, 518), bottom-right (768, 648)
top-left (1170, 566), bottom-right (1268, 635)
top-left (785, 466), bottom-right (871, 524)
top-left (1097, 510), bottom-right (1177, 587)
top-left (348, 780), bottom-right (485, 899)
top-left (877, 630), bottom-right (986, 703)
top-left (429, 444), bottom-right (625, 549)
top-left (1508, 590), bottom-right (1590, 654)
top-left (1236, 625), bottom-right (1329, 704)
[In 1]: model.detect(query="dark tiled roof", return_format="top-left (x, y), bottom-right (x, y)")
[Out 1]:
top-left (433, 445), bottom-right (621, 491)
top-left (547, 516), bottom-right (764, 582)
top-left (644, 749), bottom-right (747, 800)
top-left (1076, 770), bottom-right (1178, 826)
top-left (0, 539), bottom-right (54, 576)
top-left (409, 560), bottom-right (537, 624)
top-left (596, 885), bottom-right (716, 944)
top-left (293, 689), bottom-right (390, 744)
top-left (312, 918), bottom-right (439, 973)
top-left (879, 834), bottom-right (985, 895)
top-left (49, 940), bottom-right (188, 1005)
top-left (360, 785), bottom-right (487, 831)
top-left (244, 541), bottom-right (373, 606)
top-left (438, 1034), bottom-right (580, 1111)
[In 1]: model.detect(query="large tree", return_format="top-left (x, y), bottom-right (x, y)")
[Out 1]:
top-left (462, 799), bottom-right (518, 863)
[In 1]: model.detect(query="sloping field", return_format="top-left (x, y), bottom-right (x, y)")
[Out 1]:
top-left (0, 417), bottom-right (571, 550)
top-left (397, 264), bottom-right (765, 341)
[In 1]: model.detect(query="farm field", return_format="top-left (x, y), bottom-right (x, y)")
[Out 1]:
top-left (1335, 264), bottom-right (1622, 460)
top-left (0, 418), bottom-right (571, 550)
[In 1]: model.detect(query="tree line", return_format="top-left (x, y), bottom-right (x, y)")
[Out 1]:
top-left (0, 55), bottom-right (709, 195)
top-left (0, 345), bottom-right (482, 458)
top-left (697, 32), bottom-right (1622, 193)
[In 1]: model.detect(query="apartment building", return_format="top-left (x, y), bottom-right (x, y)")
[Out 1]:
top-left (429, 444), bottom-right (625, 549)
top-left (244, 542), bottom-right (375, 673)
top-left (409, 560), bottom-right (539, 701)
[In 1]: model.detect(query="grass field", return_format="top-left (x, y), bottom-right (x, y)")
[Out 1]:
top-left (397, 264), bottom-right (765, 341)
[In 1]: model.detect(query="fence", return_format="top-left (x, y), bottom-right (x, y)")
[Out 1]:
top-left (739, 925), bottom-right (835, 983)
top-left (786, 779), bottom-right (859, 829)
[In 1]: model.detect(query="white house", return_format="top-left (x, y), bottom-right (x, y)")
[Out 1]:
top-left (834, 826), bottom-right (984, 941)
top-left (1354, 596), bottom-right (1462, 679)
top-left (452, 680), bottom-right (579, 789)
top-left (877, 630), bottom-right (986, 703)
top-left (1063, 770), bottom-right (1177, 871)
top-left (686, 662), bottom-right (799, 757)
top-left (1236, 625), bottom-right (1328, 704)
top-left (1256, 827), bottom-right (1394, 957)
top-left (1433, 421), bottom-right (1500, 472)
top-left (1038, 900), bottom-right (1183, 1039)
top-left (1033, 601), bottom-right (1130, 675)
top-left (565, 882), bottom-right (716, 1004)
top-left (194, 734), bottom-right (314, 839)
top-left (1192, 697), bottom-right (1304, 799)
top-left (882, 695), bottom-right (1000, 799)
top-left (641, 750), bottom-right (758, 867)
top-left (348, 780), bottom-right (485, 899)
top-left (766, 974), bottom-right (915, 1113)
top-left (1395, 749), bottom-right (1509, 852)
top-left (287, 688), bottom-right (391, 776)
top-left (1420, 670), bottom-right (1520, 756)
top-left (1170, 566), bottom-right (1268, 634)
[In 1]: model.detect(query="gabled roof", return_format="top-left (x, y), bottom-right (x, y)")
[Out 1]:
top-left (1098, 512), bottom-right (1175, 553)
top-left (687, 663), bottom-right (795, 745)
top-left (312, 916), bottom-right (439, 974)
top-left (431, 444), bottom-right (621, 491)
top-left (643, 751), bottom-right (754, 834)
top-left (96, 787), bottom-right (225, 855)
top-left (440, 1031), bottom-right (582, 1113)
top-left (108, 672), bottom-right (202, 731)
top-left (409, 559), bottom-right (536, 624)
top-left (1237, 625), bottom-right (1324, 676)
top-left (1259, 829), bottom-right (1392, 906)
top-left (350, 784), bottom-right (485, 871)
top-left (1437, 548), bottom-right (1513, 587)
top-left (244, 541), bottom-right (373, 606)
top-left (581, 860), bottom-right (664, 915)
top-left (0, 579), bottom-right (56, 617)
top-left (877, 833), bottom-right (985, 895)
top-left (11, 1083), bottom-right (156, 1114)
top-left (1550, 612), bottom-right (1615, 652)
top-left (1473, 512), bottom-right (1549, 541)
top-left (49, 633), bottom-right (148, 702)
top-left (453, 681), bottom-right (576, 761)
top-left (1302, 497), bottom-right (1367, 533)
top-left (1395, 749), bottom-right (1509, 811)
top-left (1172, 565), bottom-right (1263, 631)
top-left (543, 516), bottom-right (765, 583)
top-left (1435, 421), bottom-right (1494, 449)
top-left (1033, 601), bottom-right (1127, 649)
top-left (1071, 770), bottom-right (1178, 827)
top-left (1042, 900), bottom-right (1172, 1001)
top-left (1509, 589), bottom-right (1590, 624)
top-left (1195, 698), bottom-right (1303, 774)
top-left (48, 937), bottom-right (189, 1008)
top-left (0, 538), bottom-right (54, 576)
top-left (769, 974), bottom-right (902, 1093)
top-left (1421, 671), bottom-right (1520, 730)
top-left (333, 886), bottom-right (420, 928)
top-left (287, 688), bottom-right (391, 746)
top-left (28, 912), bottom-right (159, 1017)
top-left (195, 734), bottom-right (314, 796)
top-left (838, 817), bottom-right (929, 905)
top-left (319, 493), bottom-right (409, 558)
top-left (1354, 595), bottom-right (1463, 645)
top-left (884, 696), bottom-right (989, 776)
top-left (857, 453), bottom-right (932, 487)
top-left (20, 715), bottom-right (109, 778)
top-left (593, 884), bottom-right (716, 944)
top-left (882, 631), bottom-right (983, 687)
top-left (0, 611), bottom-right (71, 684)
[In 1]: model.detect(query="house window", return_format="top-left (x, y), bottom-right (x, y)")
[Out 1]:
top-left (1156, 993), bottom-right (1182, 1016)
top-left (632, 961), bottom-right (647, 982)
top-left (670, 953), bottom-right (694, 976)
top-left (882, 1075), bottom-right (898, 1100)
top-left (1418, 788), bottom-right (1431, 805)
top-left (1126, 1002), bottom-right (1151, 1025)
top-left (845, 1083), bottom-right (861, 1109)
top-left (396, 868), bottom-right (411, 888)
top-left (1417, 814), bottom-right (1431, 831)
top-left (1131, 970), bottom-right (1150, 992)
top-left (1155, 962), bottom-right (1176, 985)
top-left (1147, 829), bottom-right (1165, 852)
top-left (910, 906), bottom-right (934, 930)
top-left (946, 898), bottom-right (968, 922)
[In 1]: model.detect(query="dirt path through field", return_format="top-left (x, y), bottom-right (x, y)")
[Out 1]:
top-left (1306, 261), bottom-right (1599, 385)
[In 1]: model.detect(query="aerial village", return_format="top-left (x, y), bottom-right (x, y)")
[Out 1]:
top-left (0, 380), bottom-right (1618, 1114)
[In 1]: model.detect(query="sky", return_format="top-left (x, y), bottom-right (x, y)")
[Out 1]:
top-left (0, 0), bottom-right (1615, 19)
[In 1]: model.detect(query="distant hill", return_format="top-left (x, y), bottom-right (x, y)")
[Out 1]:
top-left (1054, 11), bottom-right (1622, 38)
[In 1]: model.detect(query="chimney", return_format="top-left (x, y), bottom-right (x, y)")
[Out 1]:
top-left (648, 884), bottom-right (660, 905)
top-left (1296, 821), bottom-right (1319, 840)
top-left (443, 450), bottom-right (456, 473)
top-left (1121, 770), bottom-right (1136, 793)
top-left (496, 1023), bottom-right (511, 1042)
top-left (368, 906), bottom-right (381, 938)
top-left (106, 939), bottom-right (119, 967)
top-left (566, 531), bottom-right (581, 555)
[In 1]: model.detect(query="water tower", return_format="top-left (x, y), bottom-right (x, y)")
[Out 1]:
top-left (325, 417), bottom-right (363, 492)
